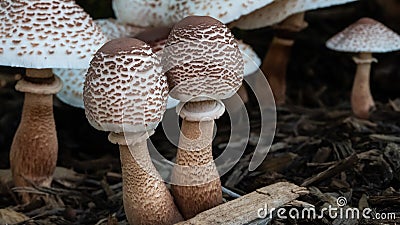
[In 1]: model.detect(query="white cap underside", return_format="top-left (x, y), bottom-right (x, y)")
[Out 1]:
top-left (233, 0), bottom-right (358, 30)
top-left (112, 0), bottom-right (276, 27)
top-left (172, 0), bottom-right (275, 24)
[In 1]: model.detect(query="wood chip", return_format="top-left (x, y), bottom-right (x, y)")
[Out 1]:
top-left (301, 153), bottom-right (359, 186)
top-left (175, 182), bottom-right (308, 225)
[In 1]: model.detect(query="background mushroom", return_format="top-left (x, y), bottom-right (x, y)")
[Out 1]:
top-left (54, 20), bottom-right (179, 110)
top-left (231, 0), bottom-right (359, 105)
top-left (326, 17), bottom-right (400, 119)
top-left (162, 16), bottom-right (244, 219)
top-left (0, 0), bottom-right (107, 202)
top-left (83, 38), bottom-right (183, 225)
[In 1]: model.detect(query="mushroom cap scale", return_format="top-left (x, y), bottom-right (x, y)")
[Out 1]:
top-left (83, 38), bottom-right (168, 133)
top-left (232, 0), bottom-right (358, 30)
top-left (0, 0), bottom-right (107, 69)
top-left (162, 16), bottom-right (244, 102)
top-left (326, 17), bottom-right (400, 53)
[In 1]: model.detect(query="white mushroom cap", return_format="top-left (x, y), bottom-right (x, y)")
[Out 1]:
top-left (162, 16), bottom-right (244, 102)
top-left (95, 18), bottom-right (145, 40)
top-left (112, 0), bottom-right (172, 27)
top-left (54, 68), bottom-right (86, 108)
top-left (83, 38), bottom-right (168, 133)
top-left (172, 0), bottom-right (275, 25)
top-left (0, 0), bottom-right (108, 69)
top-left (232, 0), bottom-right (358, 30)
top-left (326, 17), bottom-right (400, 53)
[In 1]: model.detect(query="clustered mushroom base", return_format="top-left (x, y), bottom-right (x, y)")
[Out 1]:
top-left (108, 132), bottom-right (183, 225)
top-left (10, 68), bottom-right (62, 203)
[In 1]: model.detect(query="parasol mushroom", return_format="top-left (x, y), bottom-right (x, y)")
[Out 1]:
top-left (231, 0), bottom-right (359, 105)
top-left (161, 16), bottom-right (244, 219)
top-left (83, 38), bottom-right (183, 225)
top-left (326, 17), bottom-right (400, 119)
top-left (0, 0), bottom-right (107, 202)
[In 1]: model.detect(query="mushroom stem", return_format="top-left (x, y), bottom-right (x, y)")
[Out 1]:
top-left (10, 69), bottom-right (60, 203)
top-left (10, 93), bottom-right (56, 191)
top-left (261, 12), bottom-right (308, 105)
top-left (172, 101), bottom-right (223, 219)
top-left (351, 52), bottom-right (376, 119)
top-left (109, 132), bottom-right (183, 225)
top-left (261, 37), bottom-right (294, 105)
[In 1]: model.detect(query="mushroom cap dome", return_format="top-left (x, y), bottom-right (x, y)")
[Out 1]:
top-left (162, 16), bottom-right (244, 102)
top-left (83, 38), bottom-right (168, 133)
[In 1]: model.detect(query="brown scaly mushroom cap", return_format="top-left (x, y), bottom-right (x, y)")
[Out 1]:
top-left (326, 17), bottom-right (400, 53)
top-left (0, 0), bottom-right (107, 69)
top-left (83, 38), bottom-right (168, 133)
top-left (162, 16), bottom-right (244, 103)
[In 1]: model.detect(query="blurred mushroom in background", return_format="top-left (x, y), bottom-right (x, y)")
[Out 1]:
top-left (326, 17), bottom-right (400, 119)
top-left (232, 0), bottom-right (359, 105)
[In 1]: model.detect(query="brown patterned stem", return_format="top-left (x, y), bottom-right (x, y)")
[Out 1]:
top-left (115, 133), bottom-right (183, 225)
top-left (261, 12), bottom-right (308, 105)
top-left (10, 69), bottom-right (61, 203)
top-left (351, 52), bottom-right (376, 119)
top-left (172, 101), bottom-right (223, 219)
